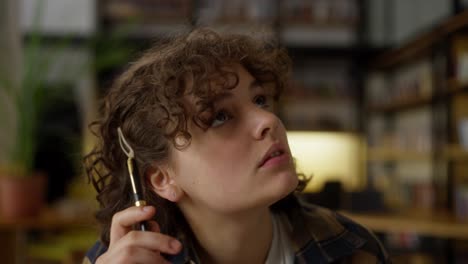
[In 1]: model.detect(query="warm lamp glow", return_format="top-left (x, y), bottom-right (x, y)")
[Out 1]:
top-left (287, 131), bottom-right (366, 192)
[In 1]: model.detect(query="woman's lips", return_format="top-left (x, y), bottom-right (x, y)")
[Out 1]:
top-left (260, 152), bottom-right (290, 168)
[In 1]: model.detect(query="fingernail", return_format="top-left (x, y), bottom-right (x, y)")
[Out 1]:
top-left (142, 206), bottom-right (152, 212)
top-left (171, 240), bottom-right (182, 251)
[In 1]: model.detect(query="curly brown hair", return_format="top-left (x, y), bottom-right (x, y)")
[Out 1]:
top-left (84, 28), bottom-right (309, 246)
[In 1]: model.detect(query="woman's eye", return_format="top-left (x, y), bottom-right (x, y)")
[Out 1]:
top-left (254, 95), bottom-right (269, 108)
top-left (211, 110), bottom-right (231, 127)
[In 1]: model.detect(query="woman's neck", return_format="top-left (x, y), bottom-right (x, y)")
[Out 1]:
top-left (181, 204), bottom-right (273, 264)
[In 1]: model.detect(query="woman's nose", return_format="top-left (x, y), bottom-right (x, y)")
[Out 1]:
top-left (251, 108), bottom-right (279, 140)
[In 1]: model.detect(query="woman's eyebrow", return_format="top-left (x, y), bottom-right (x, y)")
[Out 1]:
top-left (211, 92), bottom-right (233, 105)
top-left (210, 79), bottom-right (262, 106)
top-left (249, 79), bottom-right (261, 90)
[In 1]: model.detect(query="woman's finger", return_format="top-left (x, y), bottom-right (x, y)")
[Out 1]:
top-left (118, 230), bottom-right (183, 255)
top-left (109, 206), bottom-right (156, 247)
top-left (97, 245), bottom-right (171, 264)
top-left (146, 220), bottom-right (161, 233)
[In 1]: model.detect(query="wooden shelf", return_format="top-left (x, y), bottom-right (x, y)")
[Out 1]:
top-left (0, 208), bottom-right (96, 231)
top-left (102, 1), bottom-right (192, 21)
top-left (286, 45), bottom-right (386, 59)
top-left (445, 78), bottom-right (468, 95)
top-left (368, 94), bottom-right (433, 113)
top-left (368, 79), bottom-right (468, 114)
top-left (368, 146), bottom-right (468, 161)
top-left (367, 148), bottom-right (432, 161)
top-left (105, 23), bottom-right (192, 39)
top-left (279, 25), bottom-right (357, 47)
top-left (372, 10), bottom-right (468, 69)
top-left (282, 96), bottom-right (355, 105)
top-left (444, 145), bottom-right (468, 161)
top-left (342, 211), bottom-right (468, 240)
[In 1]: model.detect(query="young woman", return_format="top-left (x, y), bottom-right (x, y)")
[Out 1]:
top-left (83, 28), bottom-right (391, 264)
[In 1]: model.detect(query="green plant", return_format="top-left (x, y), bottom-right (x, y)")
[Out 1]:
top-left (0, 1), bottom-right (137, 177)
top-left (0, 0), bottom-right (50, 176)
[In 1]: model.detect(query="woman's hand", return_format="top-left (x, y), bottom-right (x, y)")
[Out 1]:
top-left (96, 206), bottom-right (182, 264)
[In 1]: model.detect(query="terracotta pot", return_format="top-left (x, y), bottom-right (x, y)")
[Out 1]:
top-left (0, 172), bottom-right (47, 220)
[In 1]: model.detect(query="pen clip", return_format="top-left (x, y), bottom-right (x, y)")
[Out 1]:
top-left (117, 127), bottom-right (134, 159)
top-left (117, 127), bottom-right (139, 194)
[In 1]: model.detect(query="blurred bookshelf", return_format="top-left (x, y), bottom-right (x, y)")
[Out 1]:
top-left (8, 0), bottom-right (468, 263)
top-left (0, 207), bottom-right (97, 264)
top-left (277, 0), bottom-right (365, 132)
top-left (277, 0), bottom-right (359, 47)
top-left (99, 0), bottom-right (194, 38)
top-left (0, 208), bottom-right (95, 231)
top-left (368, 145), bottom-right (468, 162)
top-left (96, 0), bottom-right (367, 132)
top-left (342, 210), bottom-right (468, 240)
top-left (365, 9), bottom-right (468, 263)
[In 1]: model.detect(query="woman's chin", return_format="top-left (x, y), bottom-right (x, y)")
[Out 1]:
top-left (267, 171), bottom-right (299, 204)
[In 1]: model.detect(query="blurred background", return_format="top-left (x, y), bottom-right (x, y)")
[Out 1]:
top-left (1, 0), bottom-right (468, 263)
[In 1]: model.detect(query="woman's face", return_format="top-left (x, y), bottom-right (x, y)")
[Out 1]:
top-left (168, 64), bottom-right (298, 214)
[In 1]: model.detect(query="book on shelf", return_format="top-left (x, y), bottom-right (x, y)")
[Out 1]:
top-left (367, 109), bottom-right (437, 213)
top-left (457, 117), bottom-right (468, 150)
top-left (367, 108), bottom-right (433, 153)
top-left (455, 184), bottom-right (468, 221)
top-left (280, 59), bottom-right (356, 131)
top-left (280, 99), bottom-right (356, 131)
top-left (288, 59), bottom-right (354, 98)
top-left (365, 73), bottom-right (388, 108)
top-left (453, 94), bottom-right (468, 151)
top-left (278, 0), bottom-right (359, 46)
top-left (452, 35), bottom-right (468, 84)
top-left (102, 0), bottom-right (193, 33)
top-left (196, 0), bottom-right (276, 26)
top-left (366, 58), bottom-right (433, 109)
top-left (279, 0), bottom-right (358, 27)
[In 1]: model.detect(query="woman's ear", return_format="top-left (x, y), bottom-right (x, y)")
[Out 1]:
top-left (146, 165), bottom-right (183, 202)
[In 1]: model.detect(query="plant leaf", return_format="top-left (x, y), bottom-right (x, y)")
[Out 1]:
top-left (13, 0), bottom-right (45, 172)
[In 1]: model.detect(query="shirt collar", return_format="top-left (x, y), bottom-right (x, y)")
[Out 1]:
top-left (283, 198), bottom-right (367, 263)
top-left (168, 196), bottom-right (367, 264)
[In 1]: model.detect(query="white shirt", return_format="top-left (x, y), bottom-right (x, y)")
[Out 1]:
top-left (265, 213), bottom-right (295, 264)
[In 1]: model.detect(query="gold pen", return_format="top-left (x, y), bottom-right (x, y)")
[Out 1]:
top-left (118, 127), bottom-right (148, 231)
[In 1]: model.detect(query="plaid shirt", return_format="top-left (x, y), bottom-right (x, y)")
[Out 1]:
top-left (84, 196), bottom-right (391, 264)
